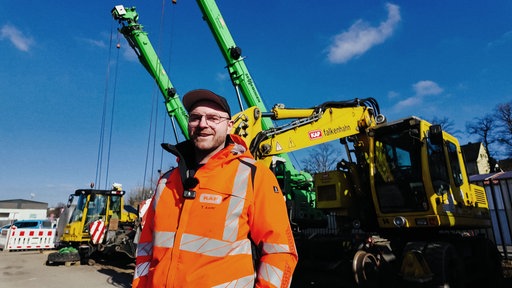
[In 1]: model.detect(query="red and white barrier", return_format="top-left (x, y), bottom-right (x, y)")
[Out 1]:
top-left (0, 226), bottom-right (56, 251)
top-left (89, 219), bottom-right (106, 244)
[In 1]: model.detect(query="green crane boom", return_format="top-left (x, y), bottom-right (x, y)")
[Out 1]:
top-left (193, 0), bottom-right (314, 186)
top-left (111, 5), bottom-right (190, 139)
top-left (195, 0), bottom-right (268, 117)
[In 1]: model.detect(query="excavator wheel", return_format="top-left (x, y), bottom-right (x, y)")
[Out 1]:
top-left (424, 242), bottom-right (464, 288)
top-left (46, 251), bottom-right (81, 266)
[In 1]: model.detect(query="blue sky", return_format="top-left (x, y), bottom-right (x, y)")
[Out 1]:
top-left (1, 1), bottom-right (511, 206)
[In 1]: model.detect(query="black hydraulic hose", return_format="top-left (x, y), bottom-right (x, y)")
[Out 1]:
top-left (314, 97), bottom-right (381, 116)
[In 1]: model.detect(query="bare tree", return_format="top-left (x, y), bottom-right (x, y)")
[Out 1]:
top-left (56, 202), bottom-right (67, 209)
top-left (128, 186), bottom-right (154, 207)
top-left (127, 170), bottom-right (164, 207)
top-left (301, 143), bottom-right (339, 174)
top-left (466, 114), bottom-right (496, 169)
top-left (430, 116), bottom-right (457, 135)
top-left (495, 101), bottom-right (512, 157)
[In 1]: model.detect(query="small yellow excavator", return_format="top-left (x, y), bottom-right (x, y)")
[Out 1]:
top-left (47, 183), bottom-right (138, 265)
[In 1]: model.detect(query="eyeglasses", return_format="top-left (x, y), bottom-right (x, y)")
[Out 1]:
top-left (188, 113), bottom-right (231, 125)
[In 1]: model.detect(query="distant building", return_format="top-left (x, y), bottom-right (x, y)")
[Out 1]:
top-left (461, 142), bottom-right (490, 176)
top-left (0, 199), bottom-right (48, 226)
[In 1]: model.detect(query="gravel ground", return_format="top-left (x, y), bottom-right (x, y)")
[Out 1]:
top-left (0, 250), bottom-right (133, 288)
top-left (1, 249), bottom-right (510, 288)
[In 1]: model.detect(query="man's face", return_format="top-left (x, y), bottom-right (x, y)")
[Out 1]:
top-left (187, 100), bottom-right (233, 160)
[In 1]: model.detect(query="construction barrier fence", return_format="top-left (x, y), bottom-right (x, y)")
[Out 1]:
top-left (0, 226), bottom-right (56, 251)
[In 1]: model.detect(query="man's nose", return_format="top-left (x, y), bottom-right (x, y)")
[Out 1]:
top-left (198, 115), bottom-right (209, 126)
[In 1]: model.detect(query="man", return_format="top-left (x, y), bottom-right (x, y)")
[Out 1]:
top-left (133, 89), bottom-right (298, 287)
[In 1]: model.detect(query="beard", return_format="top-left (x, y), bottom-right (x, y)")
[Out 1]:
top-left (191, 129), bottom-right (227, 162)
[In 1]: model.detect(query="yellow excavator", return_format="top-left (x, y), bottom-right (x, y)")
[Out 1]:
top-left (231, 99), bottom-right (500, 287)
top-left (48, 184), bottom-right (138, 265)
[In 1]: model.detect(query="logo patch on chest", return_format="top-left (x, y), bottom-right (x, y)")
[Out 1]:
top-left (199, 193), bottom-right (222, 204)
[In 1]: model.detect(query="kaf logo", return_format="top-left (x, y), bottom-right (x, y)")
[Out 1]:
top-left (199, 193), bottom-right (222, 204)
top-left (308, 130), bottom-right (323, 140)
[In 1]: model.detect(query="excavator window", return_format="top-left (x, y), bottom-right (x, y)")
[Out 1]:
top-left (83, 194), bottom-right (108, 232)
top-left (69, 194), bottom-right (87, 223)
top-left (427, 138), bottom-right (450, 196)
top-left (373, 125), bottom-right (427, 213)
top-left (447, 141), bottom-right (464, 187)
top-left (271, 158), bottom-right (287, 192)
top-left (109, 196), bottom-right (122, 219)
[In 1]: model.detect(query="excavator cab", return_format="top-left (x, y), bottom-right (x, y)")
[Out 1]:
top-left (62, 189), bottom-right (125, 242)
top-left (372, 118), bottom-right (428, 214)
top-left (369, 117), bottom-right (490, 229)
top-left (67, 191), bottom-right (121, 234)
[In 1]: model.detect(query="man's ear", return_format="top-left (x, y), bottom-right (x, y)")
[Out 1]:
top-left (226, 120), bottom-right (234, 133)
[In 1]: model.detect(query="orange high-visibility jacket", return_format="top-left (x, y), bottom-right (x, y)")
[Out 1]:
top-left (133, 135), bottom-right (298, 287)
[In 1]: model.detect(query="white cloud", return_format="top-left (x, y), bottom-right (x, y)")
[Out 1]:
top-left (216, 72), bottom-right (229, 82)
top-left (109, 38), bottom-right (138, 62)
top-left (1, 24), bottom-right (34, 52)
top-left (82, 38), bottom-right (106, 48)
top-left (75, 36), bottom-right (108, 50)
top-left (327, 3), bottom-right (401, 64)
top-left (387, 90), bottom-right (400, 99)
top-left (394, 96), bottom-right (422, 110)
top-left (487, 30), bottom-right (512, 48)
top-left (122, 45), bottom-right (138, 62)
top-left (393, 80), bottom-right (443, 111)
top-left (412, 80), bottom-right (443, 97)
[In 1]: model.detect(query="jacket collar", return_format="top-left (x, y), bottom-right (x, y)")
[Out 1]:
top-left (161, 134), bottom-right (250, 170)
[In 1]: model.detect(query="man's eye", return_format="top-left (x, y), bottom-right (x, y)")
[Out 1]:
top-left (189, 115), bottom-right (202, 121)
top-left (206, 115), bottom-right (221, 122)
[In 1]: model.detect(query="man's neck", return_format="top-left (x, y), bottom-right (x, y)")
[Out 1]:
top-left (195, 145), bottom-right (224, 164)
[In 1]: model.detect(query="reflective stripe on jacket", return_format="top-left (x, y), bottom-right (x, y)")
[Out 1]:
top-left (133, 135), bottom-right (298, 287)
